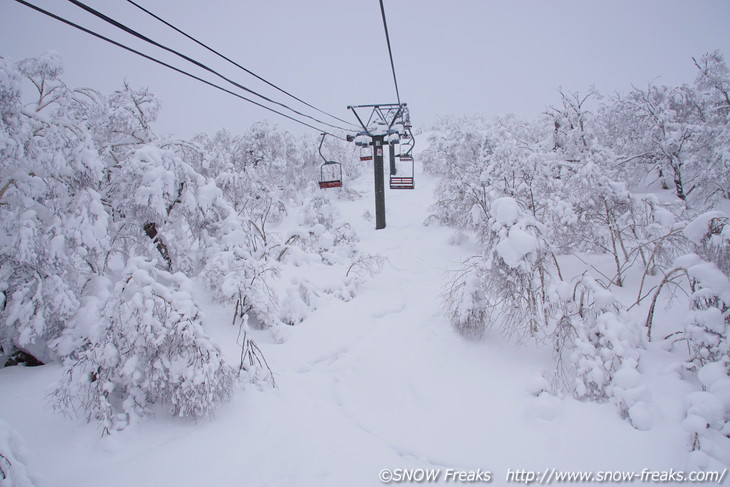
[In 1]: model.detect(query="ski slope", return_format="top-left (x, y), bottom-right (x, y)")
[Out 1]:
top-left (0, 161), bottom-right (695, 487)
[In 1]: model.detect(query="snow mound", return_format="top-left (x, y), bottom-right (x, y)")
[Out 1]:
top-left (490, 197), bottom-right (520, 226)
top-left (495, 228), bottom-right (537, 268)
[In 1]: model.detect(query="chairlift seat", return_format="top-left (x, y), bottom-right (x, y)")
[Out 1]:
top-left (391, 152), bottom-right (415, 189)
top-left (320, 180), bottom-right (342, 189)
top-left (390, 176), bottom-right (414, 190)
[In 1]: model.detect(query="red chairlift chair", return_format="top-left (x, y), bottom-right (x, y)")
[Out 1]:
top-left (319, 161), bottom-right (343, 189)
top-left (317, 133), bottom-right (343, 189)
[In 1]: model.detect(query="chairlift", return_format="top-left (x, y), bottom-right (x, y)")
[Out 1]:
top-left (390, 165), bottom-right (414, 189)
top-left (397, 144), bottom-right (414, 162)
top-left (399, 126), bottom-right (414, 142)
top-left (320, 161), bottom-right (342, 188)
top-left (391, 152), bottom-right (414, 190)
top-left (399, 125), bottom-right (413, 141)
top-left (392, 131), bottom-right (415, 189)
top-left (359, 145), bottom-right (373, 161)
top-left (317, 133), bottom-right (342, 189)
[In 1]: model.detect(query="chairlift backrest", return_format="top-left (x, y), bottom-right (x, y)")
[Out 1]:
top-left (360, 146), bottom-right (373, 161)
top-left (390, 151), bottom-right (414, 190)
top-left (320, 160), bottom-right (342, 189)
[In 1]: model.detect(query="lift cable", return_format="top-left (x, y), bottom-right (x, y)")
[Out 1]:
top-left (65, 0), bottom-right (354, 133)
top-left (378, 0), bottom-right (401, 106)
top-left (11, 0), bottom-right (347, 140)
top-left (124, 0), bottom-right (360, 130)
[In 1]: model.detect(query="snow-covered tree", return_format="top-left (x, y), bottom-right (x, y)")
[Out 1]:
top-left (0, 53), bottom-right (108, 364)
top-left (693, 51), bottom-right (730, 111)
top-left (604, 62), bottom-right (729, 210)
top-left (1, 53), bottom-right (283, 429)
top-left (692, 50), bottom-right (730, 204)
top-left (54, 258), bottom-right (236, 432)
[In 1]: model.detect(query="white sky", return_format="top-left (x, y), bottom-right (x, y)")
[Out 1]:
top-left (1, 0), bottom-right (729, 139)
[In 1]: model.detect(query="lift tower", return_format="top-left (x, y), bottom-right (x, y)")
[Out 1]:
top-left (347, 103), bottom-right (411, 230)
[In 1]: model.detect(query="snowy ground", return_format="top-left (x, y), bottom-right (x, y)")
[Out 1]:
top-left (0, 163), bottom-right (704, 486)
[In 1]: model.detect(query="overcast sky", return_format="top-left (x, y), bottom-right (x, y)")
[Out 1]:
top-left (1, 0), bottom-right (729, 139)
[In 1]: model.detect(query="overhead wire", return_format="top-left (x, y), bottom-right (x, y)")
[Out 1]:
top-left (64, 0), bottom-right (354, 133)
top-left (10, 0), bottom-right (348, 140)
top-left (124, 0), bottom-right (360, 130)
top-left (378, 0), bottom-right (401, 106)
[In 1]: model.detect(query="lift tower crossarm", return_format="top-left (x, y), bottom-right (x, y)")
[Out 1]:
top-left (348, 103), bottom-right (407, 136)
top-left (347, 105), bottom-right (372, 136)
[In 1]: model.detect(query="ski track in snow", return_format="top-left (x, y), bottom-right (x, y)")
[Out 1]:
top-left (0, 161), bottom-right (696, 486)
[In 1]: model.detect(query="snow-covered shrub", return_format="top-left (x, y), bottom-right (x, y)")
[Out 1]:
top-left (684, 211), bottom-right (729, 276)
top-left (443, 258), bottom-right (489, 339)
top-left (482, 197), bottom-right (552, 338)
top-left (647, 253), bottom-right (729, 367)
top-left (420, 116), bottom-right (490, 177)
top-left (643, 229), bottom-right (729, 447)
top-left (204, 209), bottom-right (280, 329)
top-left (683, 362), bottom-right (730, 467)
top-left (54, 258), bottom-right (235, 432)
top-left (196, 123), bottom-right (319, 213)
top-left (233, 313), bottom-right (275, 386)
top-left (629, 195), bottom-right (687, 298)
top-left (265, 191), bottom-right (365, 308)
top-left (542, 145), bottom-right (667, 289)
top-left (445, 197), bottom-right (554, 340)
top-left (683, 306), bottom-right (729, 371)
top-left (427, 155), bottom-right (488, 228)
top-left (677, 255), bottom-right (729, 370)
top-left (550, 276), bottom-right (646, 426)
top-left (294, 192), bottom-right (358, 261)
top-left (610, 366), bottom-right (653, 431)
top-left (0, 419), bottom-right (38, 487)
top-left (340, 253), bottom-right (386, 299)
top-left (425, 115), bottom-right (548, 232)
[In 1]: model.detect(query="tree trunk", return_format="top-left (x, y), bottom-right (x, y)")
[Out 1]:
top-left (143, 222), bottom-right (172, 270)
